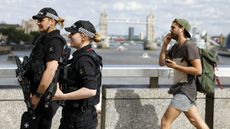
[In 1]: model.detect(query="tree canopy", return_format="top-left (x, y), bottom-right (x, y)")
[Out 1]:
top-left (0, 27), bottom-right (39, 44)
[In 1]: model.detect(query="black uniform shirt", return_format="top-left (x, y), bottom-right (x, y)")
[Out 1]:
top-left (30, 30), bottom-right (65, 63)
top-left (43, 30), bottom-right (65, 63)
top-left (28, 30), bottom-right (65, 92)
top-left (72, 44), bottom-right (99, 90)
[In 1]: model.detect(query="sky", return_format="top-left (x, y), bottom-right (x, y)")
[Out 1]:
top-left (0, 0), bottom-right (230, 37)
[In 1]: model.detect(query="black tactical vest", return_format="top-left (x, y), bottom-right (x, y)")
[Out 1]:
top-left (23, 30), bottom-right (67, 94)
top-left (61, 49), bottom-right (102, 107)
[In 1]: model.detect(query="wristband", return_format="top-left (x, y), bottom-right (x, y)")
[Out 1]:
top-left (35, 92), bottom-right (43, 98)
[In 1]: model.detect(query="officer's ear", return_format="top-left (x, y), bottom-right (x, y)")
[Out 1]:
top-left (48, 18), bottom-right (56, 26)
top-left (81, 34), bottom-right (90, 42)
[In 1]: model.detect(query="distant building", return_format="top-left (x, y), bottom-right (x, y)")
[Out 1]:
top-left (22, 19), bottom-right (39, 34)
top-left (128, 27), bottom-right (134, 40)
top-left (144, 13), bottom-right (156, 50)
top-left (99, 12), bottom-right (108, 40)
top-left (139, 32), bottom-right (144, 40)
top-left (0, 33), bottom-right (8, 44)
top-left (225, 34), bottom-right (230, 49)
top-left (190, 27), bottom-right (207, 49)
top-left (220, 34), bottom-right (225, 46)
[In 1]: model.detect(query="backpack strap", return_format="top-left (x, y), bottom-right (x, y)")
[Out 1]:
top-left (215, 67), bottom-right (224, 89)
top-left (216, 76), bottom-right (223, 89)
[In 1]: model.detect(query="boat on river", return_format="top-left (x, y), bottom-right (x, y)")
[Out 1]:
top-left (0, 45), bottom-right (11, 55)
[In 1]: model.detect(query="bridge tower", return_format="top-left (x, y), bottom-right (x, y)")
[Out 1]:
top-left (98, 12), bottom-right (109, 48)
top-left (98, 12), bottom-right (156, 49)
top-left (99, 12), bottom-right (108, 39)
top-left (144, 13), bottom-right (156, 50)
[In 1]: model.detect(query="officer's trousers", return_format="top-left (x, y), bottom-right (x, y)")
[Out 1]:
top-left (35, 99), bottom-right (59, 129)
top-left (59, 106), bottom-right (97, 129)
top-left (20, 99), bottom-right (59, 129)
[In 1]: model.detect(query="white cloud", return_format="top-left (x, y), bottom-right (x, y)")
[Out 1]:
top-left (163, 0), bottom-right (196, 5)
top-left (40, 0), bottom-right (57, 3)
top-left (200, 7), bottom-right (223, 19)
top-left (99, 4), bottom-right (109, 12)
top-left (0, 0), bottom-right (229, 36)
top-left (5, 0), bottom-right (23, 4)
top-left (184, 0), bottom-right (196, 4)
top-left (64, 16), bottom-right (76, 24)
top-left (112, 1), bottom-right (142, 11)
top-left (113, 2), bottom-right (125, 11)
top-left (126, 2), bottom-right (142, 11)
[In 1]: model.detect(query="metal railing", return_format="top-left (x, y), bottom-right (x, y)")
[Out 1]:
top-left (0, 64), bottom-right (230, 129)
top-left (1, 64), bottom-right (230, 87)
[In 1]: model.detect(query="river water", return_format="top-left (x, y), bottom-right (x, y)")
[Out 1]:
top-left (1, 43), bottom-right (230, 86)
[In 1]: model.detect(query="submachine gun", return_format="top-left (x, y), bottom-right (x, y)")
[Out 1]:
top-left (15, 56), bottom-right (33, 114)
top-left (15, 55), bottom-right (59, 129)
top-left (43, 45), bottom-right (71, 107)
top-left (15, 46), bottom-right (71, 129)
top-left (15, 56), bottom-right (37, 129)
top-left (37, 46), bottom-right (71, 108)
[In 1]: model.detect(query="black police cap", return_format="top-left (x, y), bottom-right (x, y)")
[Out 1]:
top-left (32, 7), bottom-right (59, 21)
top-left (65, 20), bottom-right (96, 38)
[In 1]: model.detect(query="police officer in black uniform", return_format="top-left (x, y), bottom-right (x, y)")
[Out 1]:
top-left (53, 20), bottom-right (102, 129)
top-left (22, 7), bottom-right (66, 129)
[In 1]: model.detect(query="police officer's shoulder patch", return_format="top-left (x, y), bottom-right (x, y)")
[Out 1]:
top-left (80, 63), bottom-right (95, 76)
top-left (48, 46), bottom-right (55, 53)
top-left (79, 68), bottom-right (84, 75)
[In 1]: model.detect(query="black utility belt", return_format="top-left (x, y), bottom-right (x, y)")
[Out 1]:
top-left (65, 105), bottom-right (95, 112)
top-left (65, 101), bottom-right (93, 107)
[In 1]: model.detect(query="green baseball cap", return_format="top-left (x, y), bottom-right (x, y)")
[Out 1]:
top-left (175, 18), bottom-right (191, 38)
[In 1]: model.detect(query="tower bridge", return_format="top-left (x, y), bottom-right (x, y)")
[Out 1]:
top-left (98, 12), bottom-right (156, 50)
top-left (107, 18), bottom-right (146, 25)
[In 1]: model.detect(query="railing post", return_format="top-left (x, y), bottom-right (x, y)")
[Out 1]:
top-left (205, 93), bottom-right (214, 129)
top-left (149, 77), bottom-right (159, 88)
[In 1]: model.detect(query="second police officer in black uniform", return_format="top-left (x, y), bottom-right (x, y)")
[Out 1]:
top-left (21, 7), bottom-right (66, 129)
top-left (53, 20), bottom-right (103, 129)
